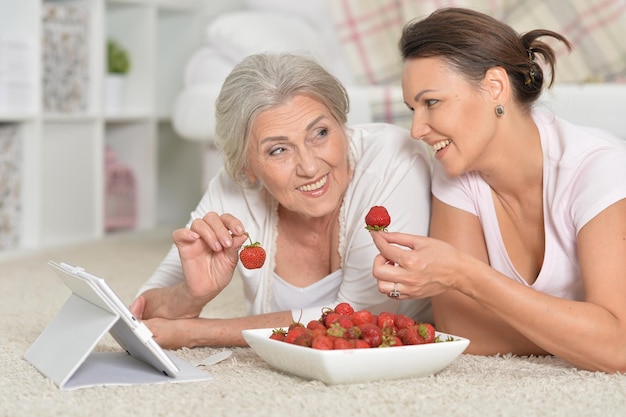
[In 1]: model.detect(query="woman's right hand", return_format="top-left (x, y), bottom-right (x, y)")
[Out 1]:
top-left (174, 212), bottom-right (250, 302)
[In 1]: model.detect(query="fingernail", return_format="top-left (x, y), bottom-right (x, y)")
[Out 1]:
top-left (223, 237), bottom-right (232, 247)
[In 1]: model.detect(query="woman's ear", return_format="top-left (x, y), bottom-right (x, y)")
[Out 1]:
top-left (483, 66), bottom-right (510, 104)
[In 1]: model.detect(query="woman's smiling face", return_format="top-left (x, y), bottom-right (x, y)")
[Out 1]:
top-left (401, 57), bottom-right (498, 177)
top-left (245, 94), bottom-right (351, 219)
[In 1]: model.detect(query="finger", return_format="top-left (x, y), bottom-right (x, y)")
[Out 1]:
top-left (370, 232), bottom-right (412, 265)
top-left (377, 279), bottom-right (402, 299)
top-left (373, 253), bottom-right (394, 268)
top-left (204, 212), bottom-right (250, 249)
top-left (189, 216), bottom-right (223, 252)
top-left (129, 296), bottom-right (145, 319)
top-left (371, 230), bottom-right (425, 250)
top-left (219, 213), bottom-right (246, 237)
top-left (372, 254), bottom-right (403, 284)
top-left (172, 227), bottom-right (200, 243)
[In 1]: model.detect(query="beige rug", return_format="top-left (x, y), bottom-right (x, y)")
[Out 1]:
top-left (1, 228), bottom-right (625, 417)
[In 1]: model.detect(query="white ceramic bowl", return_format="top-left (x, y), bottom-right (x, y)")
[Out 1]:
top-left (242, 328), bottom-right (470, 385)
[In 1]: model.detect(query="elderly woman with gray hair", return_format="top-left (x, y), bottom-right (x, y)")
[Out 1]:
top-left (130, 53), bottom-right (433, 349)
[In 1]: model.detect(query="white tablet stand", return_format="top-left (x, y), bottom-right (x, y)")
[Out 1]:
top-left (24, 262), bottom-right (210, 390)
top-left (25, 290), bottom-right (126, 389)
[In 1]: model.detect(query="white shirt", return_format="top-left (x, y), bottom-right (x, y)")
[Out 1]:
top-left (432, 110), bottom-right (626, 299)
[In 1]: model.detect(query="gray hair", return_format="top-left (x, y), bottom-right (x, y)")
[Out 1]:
top-left (214, 53), bottom-right (350, 187)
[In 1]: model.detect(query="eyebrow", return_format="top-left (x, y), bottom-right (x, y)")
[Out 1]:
top-left (306, 115), bottom-right (325, 131)
top-left (413, 89), bottom-right (436, 102)
top-left (259, 115), bottom-right (327, 146)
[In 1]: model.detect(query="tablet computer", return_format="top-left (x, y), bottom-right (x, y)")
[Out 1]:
top-left (48, 261), bottom-right (180, 377)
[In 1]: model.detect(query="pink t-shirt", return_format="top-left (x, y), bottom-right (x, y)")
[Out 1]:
top-left (432, 110), bottom-right (626, 300)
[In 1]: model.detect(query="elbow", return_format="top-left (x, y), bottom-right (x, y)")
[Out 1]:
top-left (575, 348), bottom-right (626, 374)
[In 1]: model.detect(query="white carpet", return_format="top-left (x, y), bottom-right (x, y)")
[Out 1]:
top-left (1, 228), bottom-right (625, 417)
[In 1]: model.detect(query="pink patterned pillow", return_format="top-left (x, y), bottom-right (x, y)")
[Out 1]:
top-left (328, 0), bottom-right (405, 85)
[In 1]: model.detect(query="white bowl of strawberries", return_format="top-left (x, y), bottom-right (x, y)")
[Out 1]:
top-left (242, 302), bottom-right (470, 385)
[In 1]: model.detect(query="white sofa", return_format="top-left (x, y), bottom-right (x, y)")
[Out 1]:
top-left (171, 1), bottom-right (626, 185)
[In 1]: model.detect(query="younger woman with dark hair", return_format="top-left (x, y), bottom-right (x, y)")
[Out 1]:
top-left (370, 8), bottom-right (626, 373)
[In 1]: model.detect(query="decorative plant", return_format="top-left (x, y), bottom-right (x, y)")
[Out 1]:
top-left (107, 39), bottom-right (131, 75)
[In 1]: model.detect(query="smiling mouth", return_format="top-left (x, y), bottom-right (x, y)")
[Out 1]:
top-left (432, 139), bottom-right (451, 152)
top-left (298, 175), bottom-right (328, 192)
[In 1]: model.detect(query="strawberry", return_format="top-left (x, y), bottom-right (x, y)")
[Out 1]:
top-left (390, 335), bottom-right (403, 347)
top-left (346, 325), bottom-right (362, 340)
top-left (394, 314), bottom-right (416, 330)
top-left (333, 338), bottom-right (354, 350)
top-left (397, 325), bottom-right (422, 345)
top-left (284, 326), bottom-right (308, 344)
top-left (239, 232), bottom-right (266, 269)
top-left (377, 311), bottom-right (396, 329)
top-left (269, 328), bottom-right (287, 342)
top-left (351, 309), bottom-right (373, 326)
top-left (288, 320), bottom-right (305, 331)
top-left (334, 302), bottom-right (355, 316)
top-left (365, 206), bottom-right (391, 231)
top-left (337, 316), bottom-right (354, 331)
top-left (326, 322), bottom-right (347, 338)
top-left (419, 322), bottom-right (436, 344)
top-left (354, 339), bottom-right (371, 349)
top-left (312, 335), bottom-right (335, 350)
top-left (399, 322), bottom-right (436, 345)
top-left (293, 330), bottom-right (314, 347)
top-left (324, 312), bottom-right (342, 328)
top-left (359, 322), bottom-right (383, 347)
top-left (306, 320), bottom-right (326, 331)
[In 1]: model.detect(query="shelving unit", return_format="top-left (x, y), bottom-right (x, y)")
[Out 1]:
top-left (0, 0), bottom-right (217, 251)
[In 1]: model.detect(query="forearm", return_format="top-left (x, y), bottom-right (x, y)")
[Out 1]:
top-left (187, 311), bottom-right (295, 347)
top-left (432, 291), bottom-right (549, 356)
top-left (451, 256), bottom-right (626, 372)
top-left (141, 282), bottom-right (217, 320)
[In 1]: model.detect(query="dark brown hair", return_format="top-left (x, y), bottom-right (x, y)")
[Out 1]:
top-left (399, 8), bottom-right (572, 109)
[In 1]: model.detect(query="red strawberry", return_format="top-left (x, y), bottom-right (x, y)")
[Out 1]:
top-left (394, 314), bottom-right (416, 329)
top-left (337, 316), bottom-right (354, 331)
top-left (346, 325), bottom-right (362, 340)
top-left (350, 309), bottom-right (373, 326)
top-left (333, 338), bottom-right (354, 350)
top-left (334, 302), bottom-right (355, 316)
top-left (306, 320), bottom-right (326, 331)
top-left (326, 322), bottom-right (347, 338)
top-left (269, 328), bottom-right (287, 342)
top-left (288, 320), bottom-right (305, 331)
top-left (312, 335), bottom-right (335, 350)
top-left (324, 312), bottom-right (342, 328)
top-left (377, 311), bottom-right (395, 329)
top-left (365, 206), bottom-right (391, 231)
top-left (359, 322), bottom-right (383, 347)
top-left (390, 335), bottom-right (403, 347)
top-left (284, 326), bottom-right (308, 344)
top-left (293, 330), bottom-right (314, 347)
top-left (397, 325), bottom-right (422, 345)
top-left (399, 322), bottom-right (436, 345)
top-left (419, 322), bottom-right (436, 344)
top-left (239, 232), bottom-right (266, 269)
top-left (354, 339), bottom-right (371, 349)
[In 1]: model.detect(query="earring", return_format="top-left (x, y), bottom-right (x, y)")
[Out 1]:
top-left (495, 104), bottom-right (505, 117)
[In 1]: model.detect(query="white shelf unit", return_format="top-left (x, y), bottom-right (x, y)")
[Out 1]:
top-left (0, 0), bottom-right (210, 251)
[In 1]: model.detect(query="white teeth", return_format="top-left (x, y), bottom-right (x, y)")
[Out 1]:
top-left (299, 175), bottom-right (327, 192)
top-left (433, 140), bottom-right (451, 152)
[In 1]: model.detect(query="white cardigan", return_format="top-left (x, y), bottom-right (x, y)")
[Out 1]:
top-left (138, 123), bottom-right (434, 324)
